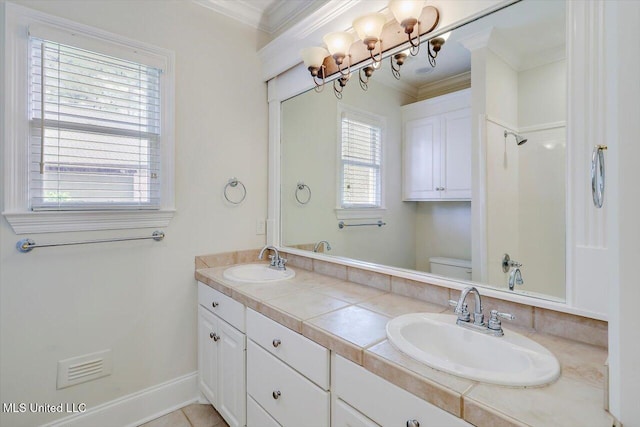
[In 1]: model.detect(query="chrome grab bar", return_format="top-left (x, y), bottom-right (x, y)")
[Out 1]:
top-left (338, 220), bottom-right (386, 229)
top-left (591, 145), bottom-right (607, 208)
top-left (16, 230), bottom-right (165, 253)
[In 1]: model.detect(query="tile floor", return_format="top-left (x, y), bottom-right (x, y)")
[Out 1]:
top-left (139, 403), bottom-right (229, 427)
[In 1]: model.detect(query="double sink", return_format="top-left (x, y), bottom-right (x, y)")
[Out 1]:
top-left (221, 263), bottom-right (560, 387)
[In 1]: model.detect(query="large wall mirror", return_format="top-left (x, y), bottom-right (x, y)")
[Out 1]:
top-left (280, 0), bottom-right (567, 303)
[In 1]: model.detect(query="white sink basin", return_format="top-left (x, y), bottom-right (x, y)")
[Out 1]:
top-left (386, 313), bottom-right (560, 386)
top-left (222, 263), bottom-right (295, 283)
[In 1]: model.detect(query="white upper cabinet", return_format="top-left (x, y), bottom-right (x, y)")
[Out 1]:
top-left (402, 90), bottom-right (472, 201)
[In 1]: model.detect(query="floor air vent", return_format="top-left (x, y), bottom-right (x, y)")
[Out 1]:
top-left (57, 349), bottom-right (112, 389)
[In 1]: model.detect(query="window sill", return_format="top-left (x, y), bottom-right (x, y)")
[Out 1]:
top-left (3, 209), bottom-right (175, 234)
top-left (334, 208), bottom-right (386, 221)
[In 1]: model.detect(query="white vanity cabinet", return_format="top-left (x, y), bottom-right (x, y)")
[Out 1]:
top-left (332, 355), bottom-right (471, 427)
top-left (197, 283), bottom-right (246, 427)
top-left (402, 90), bottom-right (472, 201)
top-left (246, 309), bottom-right (330, 427)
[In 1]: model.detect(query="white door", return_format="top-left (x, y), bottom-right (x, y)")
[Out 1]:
top-left (198, 306), bottom-right (219, 406)
top-left (218, 319), bottom-right (247, 427)
top-left (441, 108), bottom-right (472, 200)
top-left (404, 116), bottom-right (441, 200)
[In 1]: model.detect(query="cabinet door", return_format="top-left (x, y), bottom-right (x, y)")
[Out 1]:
top-left (440, 108), bottom-right (472, 200)
top-left (218, 319), bottom-right (246, 427)
top-left (404, 116), bottom-right (441, 200)
top-left (198, 306), bottom-right (219, 406)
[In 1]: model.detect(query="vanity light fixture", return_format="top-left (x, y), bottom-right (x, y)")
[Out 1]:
top-left (390, 50), bottom-right (409, 79)
top-left (389, 0), bottom-right (426, 55)
top-left (427, 31), bottom-right (449, 67)
top-left (300, 46), bottom-right (329, 92)
top-left (352, 12), bottom-right (386, 66)
top-left (299, 0), bottom-right (443, 98)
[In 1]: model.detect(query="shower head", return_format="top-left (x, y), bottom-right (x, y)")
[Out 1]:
top-left (504, 130), bottom-right (528, 145)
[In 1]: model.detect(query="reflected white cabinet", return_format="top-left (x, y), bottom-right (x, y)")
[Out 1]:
top-left (198, 283), bottom-right (246, 427)
top-left (402, 90), bottom-right (472, 201)
top-left (332, 355), bottom-right (471, 427)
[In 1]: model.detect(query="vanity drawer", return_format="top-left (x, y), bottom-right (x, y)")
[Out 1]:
top-left (247, 340), bottom-right (329, 427)
top-left (333, 355), bottom-right (471, 427)
top-left (247, 395), bottom-right (281, 427)
top-left (333, 398), bottom-right (379, 427)
top-left (247, 308), bottom-right (329, 389)
top-left (198, 282), bottom-right (245, 332)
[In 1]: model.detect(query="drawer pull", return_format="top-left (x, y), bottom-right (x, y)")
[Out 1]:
top-left (210, 332), bottom-right (220, 342)
top-left (272, 390), bottom-right (281, 400)
top-left (272, 338), bottom-right (281, 348)
top-left (406, 420), bottom-right (420, 427)
top-left (212, 301), bottom-right (219, 308)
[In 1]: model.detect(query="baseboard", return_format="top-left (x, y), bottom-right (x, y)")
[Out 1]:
top-left (42, 372), bottom-right (199, 427)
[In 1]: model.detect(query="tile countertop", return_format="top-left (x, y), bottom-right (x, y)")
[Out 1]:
top-left (195, 265), bottom-right (612, 427)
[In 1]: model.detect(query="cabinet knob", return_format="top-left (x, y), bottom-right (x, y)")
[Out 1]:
top-left (210, 332), bottom-right (220, 342)
top-left (272, 390), bottom-right (281, 400)
top-left (272, 338), bottom-right (281, 348)
top-left (211, 302), bottom-right (219, 308)
top-left (406, 420), bottom-right (420, 427)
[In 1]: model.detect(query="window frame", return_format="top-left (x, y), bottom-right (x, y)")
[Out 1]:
top-left (335, 104), bottom-right (386, 220)
top-left (2, 3), bottom-right (175, 234)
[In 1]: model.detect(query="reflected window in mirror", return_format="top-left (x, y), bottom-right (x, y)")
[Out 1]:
top-left (339, 106), bottom-right (384, 209)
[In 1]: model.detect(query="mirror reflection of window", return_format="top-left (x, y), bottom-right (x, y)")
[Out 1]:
top-left (339, 108), bottom-right (383, 209)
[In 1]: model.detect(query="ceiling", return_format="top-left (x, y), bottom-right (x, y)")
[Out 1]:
top-left (374, 0), bottom-right (566, 94)
top-left (193, 0), bottom-right (328, 35)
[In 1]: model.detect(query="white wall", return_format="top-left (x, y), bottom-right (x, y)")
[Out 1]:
top-left (608, 0), bottom-right (640, 423)
top-left (482, 49), bottom-right (520, 287)
top-left (281, 79), bottom-right (417, 269)
top-left (0, 1), bottom-right (268, 426)
top-left (517, 60), bottom-right (566, 299)
top-left (518, 60), bottom-right (566, 128)
top-left (414, 202), bottom-right (471, 272)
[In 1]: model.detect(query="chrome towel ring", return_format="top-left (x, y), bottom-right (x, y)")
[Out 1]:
top-left (224, 177), bottom-right (247, 205)
top-left (295, 182), bottom-right (311, 205)
top-left (591, 145), bottom-right (607, 208)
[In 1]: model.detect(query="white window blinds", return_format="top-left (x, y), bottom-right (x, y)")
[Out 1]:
top-left (340, 111), bottom-right (382, 208)
top-left (29, 37), bottom-right (162, 211)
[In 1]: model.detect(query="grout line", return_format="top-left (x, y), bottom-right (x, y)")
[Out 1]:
top-left (180, 408), bottom-right (194, 427)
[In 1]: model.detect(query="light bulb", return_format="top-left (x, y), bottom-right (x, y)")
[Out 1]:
top-left (389, 0), bottom-right (425, 27)
top-left (353, 13), bottom-right (386, 49)
top-left (300, 47), bottom-right (329, 70)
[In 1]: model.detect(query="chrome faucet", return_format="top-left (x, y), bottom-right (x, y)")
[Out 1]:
top-left (452, 286), bottom-right (485, 327)
top-left (258, 245), bottom-right (287, 270)
top-left (508, 268), bottom-right (524, 290)
top-left (313, 240), bottom-right (331, 253)
top-left (448, 286), bottom-right (515, 337)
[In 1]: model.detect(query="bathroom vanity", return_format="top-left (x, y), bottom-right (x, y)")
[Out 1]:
top-left (194, 250), bottom-right (611, 427)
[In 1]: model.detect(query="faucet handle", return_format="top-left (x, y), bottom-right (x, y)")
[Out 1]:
top-left (448, 300), bottom-right (470, 322)
top-left (488, 309), bottom-right (515, 335)
top-left (277, 257), bottom-right (287, 270)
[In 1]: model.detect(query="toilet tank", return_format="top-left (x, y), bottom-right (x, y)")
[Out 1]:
top-left (429, 257), bottom-right (472, 281)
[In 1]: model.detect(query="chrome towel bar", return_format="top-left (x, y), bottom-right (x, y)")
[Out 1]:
top-left (16, 230), bottom-right (165, 253)
top-left (338, 220), bottom-right (386, 229)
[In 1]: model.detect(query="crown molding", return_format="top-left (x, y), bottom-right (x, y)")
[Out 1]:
top-left (192, 0), bottom-right (323, 34)
top-left (416, 71), bottom-right (471, 100)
